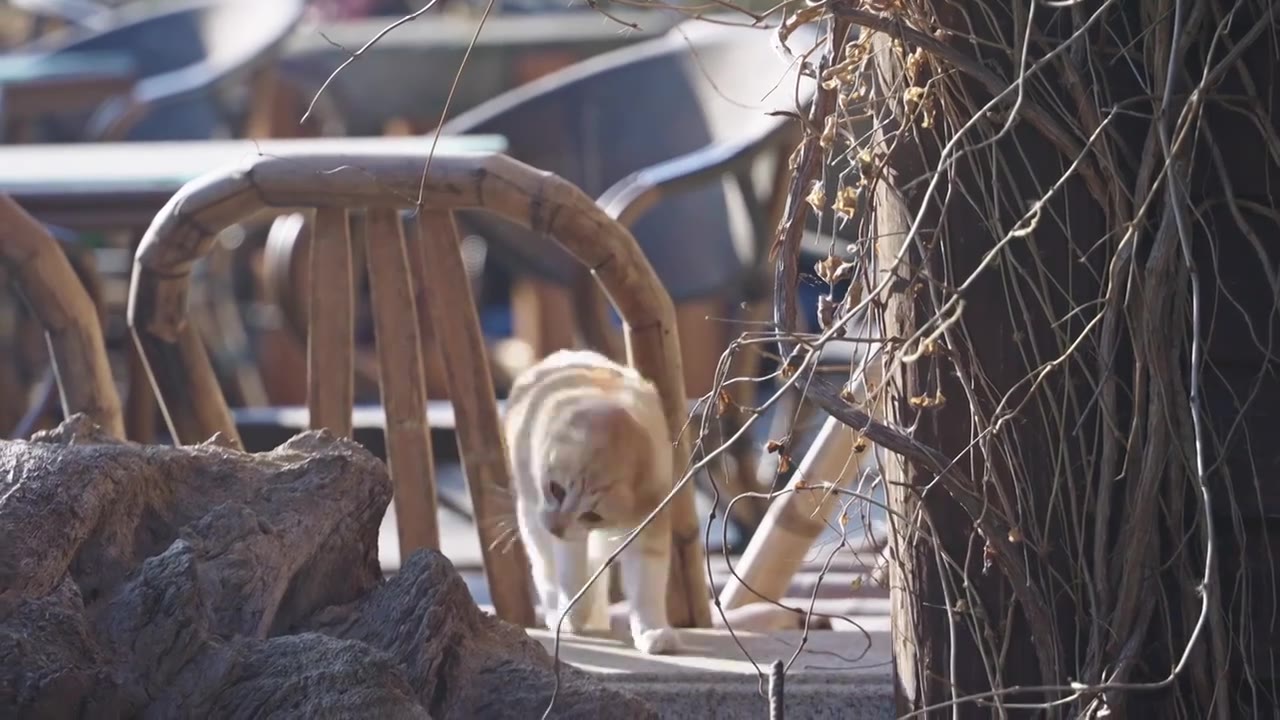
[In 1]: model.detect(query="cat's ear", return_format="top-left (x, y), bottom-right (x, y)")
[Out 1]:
top-left (579, 403), bottom-right (633, 432)
top-left (547, 480), bottom-right (566, 503)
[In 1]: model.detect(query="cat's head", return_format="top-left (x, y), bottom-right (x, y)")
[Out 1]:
top-left (538, 401), bottom-right (644, 540)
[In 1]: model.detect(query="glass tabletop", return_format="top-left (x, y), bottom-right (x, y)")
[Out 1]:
top-left (0, 134), bottom-right (508, 199)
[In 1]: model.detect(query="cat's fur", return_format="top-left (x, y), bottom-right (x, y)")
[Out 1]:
top-left (503, 349), bottom-right (680, 655)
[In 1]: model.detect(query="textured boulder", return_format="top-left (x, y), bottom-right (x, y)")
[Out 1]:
top-left (0, 415), bottom-right (654, 719)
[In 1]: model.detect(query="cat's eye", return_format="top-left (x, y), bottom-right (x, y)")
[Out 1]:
top-left (548, 482), bottom-right (565, 502)
top-left (580, 511), bottom-right (602, 524)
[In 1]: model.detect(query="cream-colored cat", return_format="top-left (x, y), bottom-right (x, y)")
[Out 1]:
top-left (503, 349), bottom-right (680, 655)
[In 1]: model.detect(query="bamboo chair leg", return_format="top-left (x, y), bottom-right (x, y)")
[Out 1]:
top-left (674, 297), bottom-right (768, 529)
top-left (715, 295), bottom-right (773, 529)
top-left (0, 195), bottom-right (123, 438)
top-left (402, 216), bottom-right (453, 402)
top-left (667, 441), bottom-right (712, 627)
top-left (511, 276), bottom-right (576, 360)
top-left (133, 318), bottom-right (238, 447)
top-left (718, 411), bottom-right (877, 610)
top-left (243, 66), bottom-right (282, 140)
top-left (125, 340), bottom-right (157, 442)
top-left (307, 207), bottom-right (354, 437)
top-left (674, 297), bottom-right (724, 398)
top-left (571, 269), bottom-right (628, 362)
top-left (414, 211), bottom-right (537, 627)
top-left (364, 208), bottom-right (440, 555)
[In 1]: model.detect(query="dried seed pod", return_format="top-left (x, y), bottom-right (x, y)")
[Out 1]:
top-left (805, 181), bottom-right (826, 213)
top-left (814, 254), bottom-right (842, 285)
top-left (909, 391), bottom-right (947, 409)
top-left (716, 389), bottom-right (733, 417)
top-left (833, 186), bottom-right (858, 220)
top-left (818, 294), bottom-right (836, 330)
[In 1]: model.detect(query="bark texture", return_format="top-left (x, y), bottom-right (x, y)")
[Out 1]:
top-left (0, 415), bottom-right (654, 719)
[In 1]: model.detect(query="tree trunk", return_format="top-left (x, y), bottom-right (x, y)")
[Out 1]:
top-left (791, 1), bottom-right (1280, 716)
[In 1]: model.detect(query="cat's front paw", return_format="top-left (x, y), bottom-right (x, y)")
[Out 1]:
top-left (542, 610), bottom-right (562, 633)
top-left (633, 627), bottom-right (681, 655)
top-left (546, 605), bottom-right (611, 636)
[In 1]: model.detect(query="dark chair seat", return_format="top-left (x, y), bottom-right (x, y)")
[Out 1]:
top-left (441, 18), bottom-right (816, 303)
top-left (20, 0), bottom-right (305, 141)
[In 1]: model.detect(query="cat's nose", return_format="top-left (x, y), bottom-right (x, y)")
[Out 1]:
top-left (548, 520), bottom-right (567, 539)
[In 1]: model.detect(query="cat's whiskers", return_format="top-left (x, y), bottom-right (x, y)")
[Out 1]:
top-left (486, 524), bottom-right (520, 552)
top-left (497, 528), bottom-right (523, 553)
top-left (479, 512), bottom-right (518, 533)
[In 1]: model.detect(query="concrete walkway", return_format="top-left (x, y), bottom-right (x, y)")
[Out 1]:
top-left (528, 628), bottom-right (894, 719)
top-left (379, 464), bottom-right (896, 719)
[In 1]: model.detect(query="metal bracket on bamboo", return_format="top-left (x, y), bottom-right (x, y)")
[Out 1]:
top-left (125, 150), bottom-right (712, 629)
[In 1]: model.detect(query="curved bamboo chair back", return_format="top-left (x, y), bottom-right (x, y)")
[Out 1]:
top-left (125, 150), bottom-right (711, 629)
top-left (0, 193), bottom-right (122, 439)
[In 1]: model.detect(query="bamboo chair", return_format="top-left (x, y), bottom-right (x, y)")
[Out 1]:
top-left (260, 21), bottom-right (821, 541)
top-left (126, 149), bottom-right (713, 629)
top-left (3, 223), bottom-right (112, 438)
top-left (258, 210), bottom-right (511, 405)
top-left (717, 309), bottom-right (888, 611)
top-left (0, 193), bottom-right (123, 439)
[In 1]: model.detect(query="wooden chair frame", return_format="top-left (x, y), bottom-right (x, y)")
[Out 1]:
top-left (262, 124), bottom-right (801, 536)
top-left (0, 193), bottom-right (123, 438)
top-left (126, 150), bottom-right (712, 629)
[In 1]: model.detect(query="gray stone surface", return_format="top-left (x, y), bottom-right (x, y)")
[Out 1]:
top-left (529, 629), bottom-right (895, 720)
top-left (614, 678), bottom-right (895, 720)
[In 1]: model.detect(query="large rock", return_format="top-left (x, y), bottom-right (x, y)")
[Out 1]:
top-left (0, 415), bottom-right (654, 719)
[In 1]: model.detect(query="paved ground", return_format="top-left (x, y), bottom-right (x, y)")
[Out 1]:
top-left (377, 464), bottom-right (891, 616)
top-left (377, 462), bottom-right (896, 719)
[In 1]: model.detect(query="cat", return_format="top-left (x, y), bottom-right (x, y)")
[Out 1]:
top-left (502, 348), bottom-right (681, 655)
